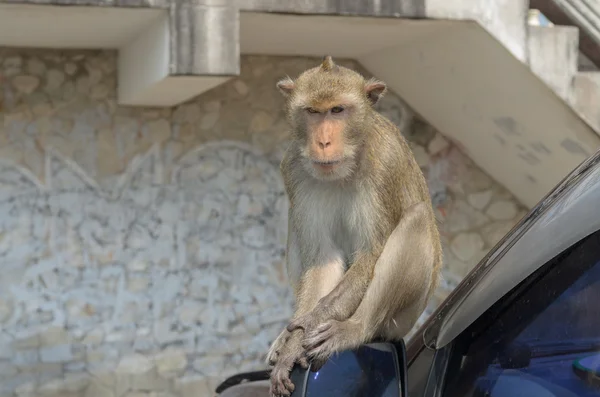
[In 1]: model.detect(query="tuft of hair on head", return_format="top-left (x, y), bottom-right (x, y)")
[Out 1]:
top-left (320, 55), bottom-right (337, 72)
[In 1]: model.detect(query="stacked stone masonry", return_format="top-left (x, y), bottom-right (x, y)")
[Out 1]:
top-left (0, 49), bottom-right (527, 397)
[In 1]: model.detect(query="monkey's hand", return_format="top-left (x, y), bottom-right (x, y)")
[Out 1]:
top-left (270, 330), bottom-right (310, 397)
top-left (266, 328), bottom-right (291, 366)
top-left (285, 307), bottom-right (336, 370)
top-left (286, 299), bottom-right (334, 336)
top-left (302, 319), bottom-right (362, 372)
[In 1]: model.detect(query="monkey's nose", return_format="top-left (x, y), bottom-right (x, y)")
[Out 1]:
top-left (318, 140), bottom-right (331, 149)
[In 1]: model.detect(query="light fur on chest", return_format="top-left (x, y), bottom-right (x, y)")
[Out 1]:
top-left (292, 180), bottom-right (379, 266)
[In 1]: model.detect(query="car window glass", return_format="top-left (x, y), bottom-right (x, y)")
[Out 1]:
top-left (407, 346), bottom-right (434, 397)
top-left (442, 231), bottom-right (600, 397)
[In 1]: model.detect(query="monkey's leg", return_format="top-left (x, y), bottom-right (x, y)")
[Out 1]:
top-left (301, 202), bottom-right (438, 368)
top-left (266, 214), bottom-right (300, 367)
top-left (269, 256), bottom-right (346, 396)
top-left (270, 329), bottom-right (306, 397)
top-left (266, 224), bottom-right (345, 367)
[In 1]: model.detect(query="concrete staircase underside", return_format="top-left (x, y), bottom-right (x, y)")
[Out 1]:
top-left (2, 0), bottom-right (600, 208)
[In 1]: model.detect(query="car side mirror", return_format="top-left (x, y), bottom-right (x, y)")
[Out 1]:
top-left (290, 340), bottom-right (408, 397)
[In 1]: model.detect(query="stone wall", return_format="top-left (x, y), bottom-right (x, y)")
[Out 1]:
top-left (0, 49), bottom-right (527, 397)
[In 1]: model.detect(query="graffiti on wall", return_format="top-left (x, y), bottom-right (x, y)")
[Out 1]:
top-left (0, 141), bottom-right (293, 390)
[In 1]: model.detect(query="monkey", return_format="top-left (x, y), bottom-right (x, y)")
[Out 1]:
top-left (266, 56), bottom-right (443, 397)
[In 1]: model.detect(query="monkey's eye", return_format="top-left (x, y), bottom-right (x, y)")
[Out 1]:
top-left (331, 106), bottom-right (344, 114)
top-left (306, 107), bottom-right (319, 114)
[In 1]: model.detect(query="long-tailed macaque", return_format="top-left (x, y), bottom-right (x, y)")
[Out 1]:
top-left (266, 56), bottom-right (443, 397)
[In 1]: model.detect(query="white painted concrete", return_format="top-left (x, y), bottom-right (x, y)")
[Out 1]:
top-left (2, 5), bottom-right (600, 207)
top-left (118, 12), bottom-right (170, 106)
top-left (239, 12), bottom-right (600, 208)
top-left (362, 20), bottom-right (600, 208)
top-left (0, 3), bottom-right (230, 107)
top-left (0, 3), bottom-right (162, 48)
top-left (239, 12), bottom-right (451, 57)
top-left (122, 75), bottom-right (231, 107)
top-left (527, 25), bottom-right (578, 102)
top-left (117, 12), bottom-right (227, 107)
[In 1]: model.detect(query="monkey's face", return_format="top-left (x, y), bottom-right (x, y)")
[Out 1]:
top-left (276, 57), bottom-right (387, 181)
top-left (293, 96), bottom-right (365, 181)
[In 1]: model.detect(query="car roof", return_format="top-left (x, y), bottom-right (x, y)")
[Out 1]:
top-left (421, 147), bottom-right (600, 349)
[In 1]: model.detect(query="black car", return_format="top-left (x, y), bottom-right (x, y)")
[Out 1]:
top-left (216, 148), bottom-right (600, 397)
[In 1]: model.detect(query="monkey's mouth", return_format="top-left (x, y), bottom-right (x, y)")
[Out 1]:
top-left (312, 159), bottom-right (342, 172)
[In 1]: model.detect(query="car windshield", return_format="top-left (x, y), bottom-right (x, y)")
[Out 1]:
top-left (514, 260), bottom-right (600, 354)
top-left (443, 231), bottom-right (600, 397)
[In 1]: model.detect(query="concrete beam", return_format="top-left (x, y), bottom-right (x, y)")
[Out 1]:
top-left (0, 0), bottom-right (535, 107)
top-left (118, 11), bottom-right (170, 106)
top-left (0, 3), bottom-right (163, 48)
top-left (531, 0), bottom-right (600, 68)
top-left (118, 1), bottom-right (238, 106)
top-left (169, 1), bottom-right (239, 76)
top-left (0, 2), bottom-right (239, 107)
top-left (574, 72), bottom-right (600, 131)
top-left (0, 0), bottom-right (168, 8)
top-left (527, 25), bottom-right (579, 102)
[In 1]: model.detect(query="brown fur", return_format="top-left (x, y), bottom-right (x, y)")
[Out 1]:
top-left (267, 56), bottom-right (442, 397)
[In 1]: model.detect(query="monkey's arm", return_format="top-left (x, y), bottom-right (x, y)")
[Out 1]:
top-left (286, 248), bottom-right (380, 333)
top-left (300, 251), bottom-right (379, 326)
top-left (270, 259), bottom-right (345, 396)
top-left (288, 201), bottom-right (437, 333)
top-left (269, 257), bottom-right (347, 396)
top-left (301, 201), bottom-right (440, 369)
top-left (268, 212), bottom-right (346, 396)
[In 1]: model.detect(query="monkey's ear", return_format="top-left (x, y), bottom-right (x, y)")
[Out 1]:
top-left (365, 79), bottom-right (387, 105)
top-left (276, 77), bottom-right (295, 97)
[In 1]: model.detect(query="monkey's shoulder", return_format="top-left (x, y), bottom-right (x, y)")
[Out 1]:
top-left (279, 143), bottom-right (304, 171)
top-left (279, 147), bottom-right (306, 201)
top-left (371, 110), bottom-right (405, 136)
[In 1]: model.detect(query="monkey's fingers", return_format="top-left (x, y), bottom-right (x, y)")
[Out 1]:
top-left (305, 342), bottom-right (334, 370)
top-left (283, 376), bottom-right (295, 394)
top-left (302, 321), bottom-right (334, 350)
top-left (270, 382), bottom-right (291, 397)
top-left (312, 321), bottom-right (334, 335)
top-left (267, 329), bottom-right (292, 366)
top-left (266, 346), bottom-right (281, 366)
top-left (297, 353), bottom-right (310, 369)
top-left (267, 352), bottom-right (278, 367)
top-left (302, 321), bottom-right (338, 365)
top-left (270, 365), bottom-right (295, 397)
top-left (286, 315), bottom-right (310, 332)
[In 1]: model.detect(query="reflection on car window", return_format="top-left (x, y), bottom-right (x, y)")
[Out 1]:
top-left (443, 231), bottom-right (600, 397)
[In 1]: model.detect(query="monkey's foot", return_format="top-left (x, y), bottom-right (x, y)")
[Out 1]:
top-left (302, 319), bottom-right (362, 371)
top-left (270, 360), bottom-right (295, 397)
top-left (266, 329), bottom-right (291, 366)
top-left (269, 350), bottom-right (309, 397)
